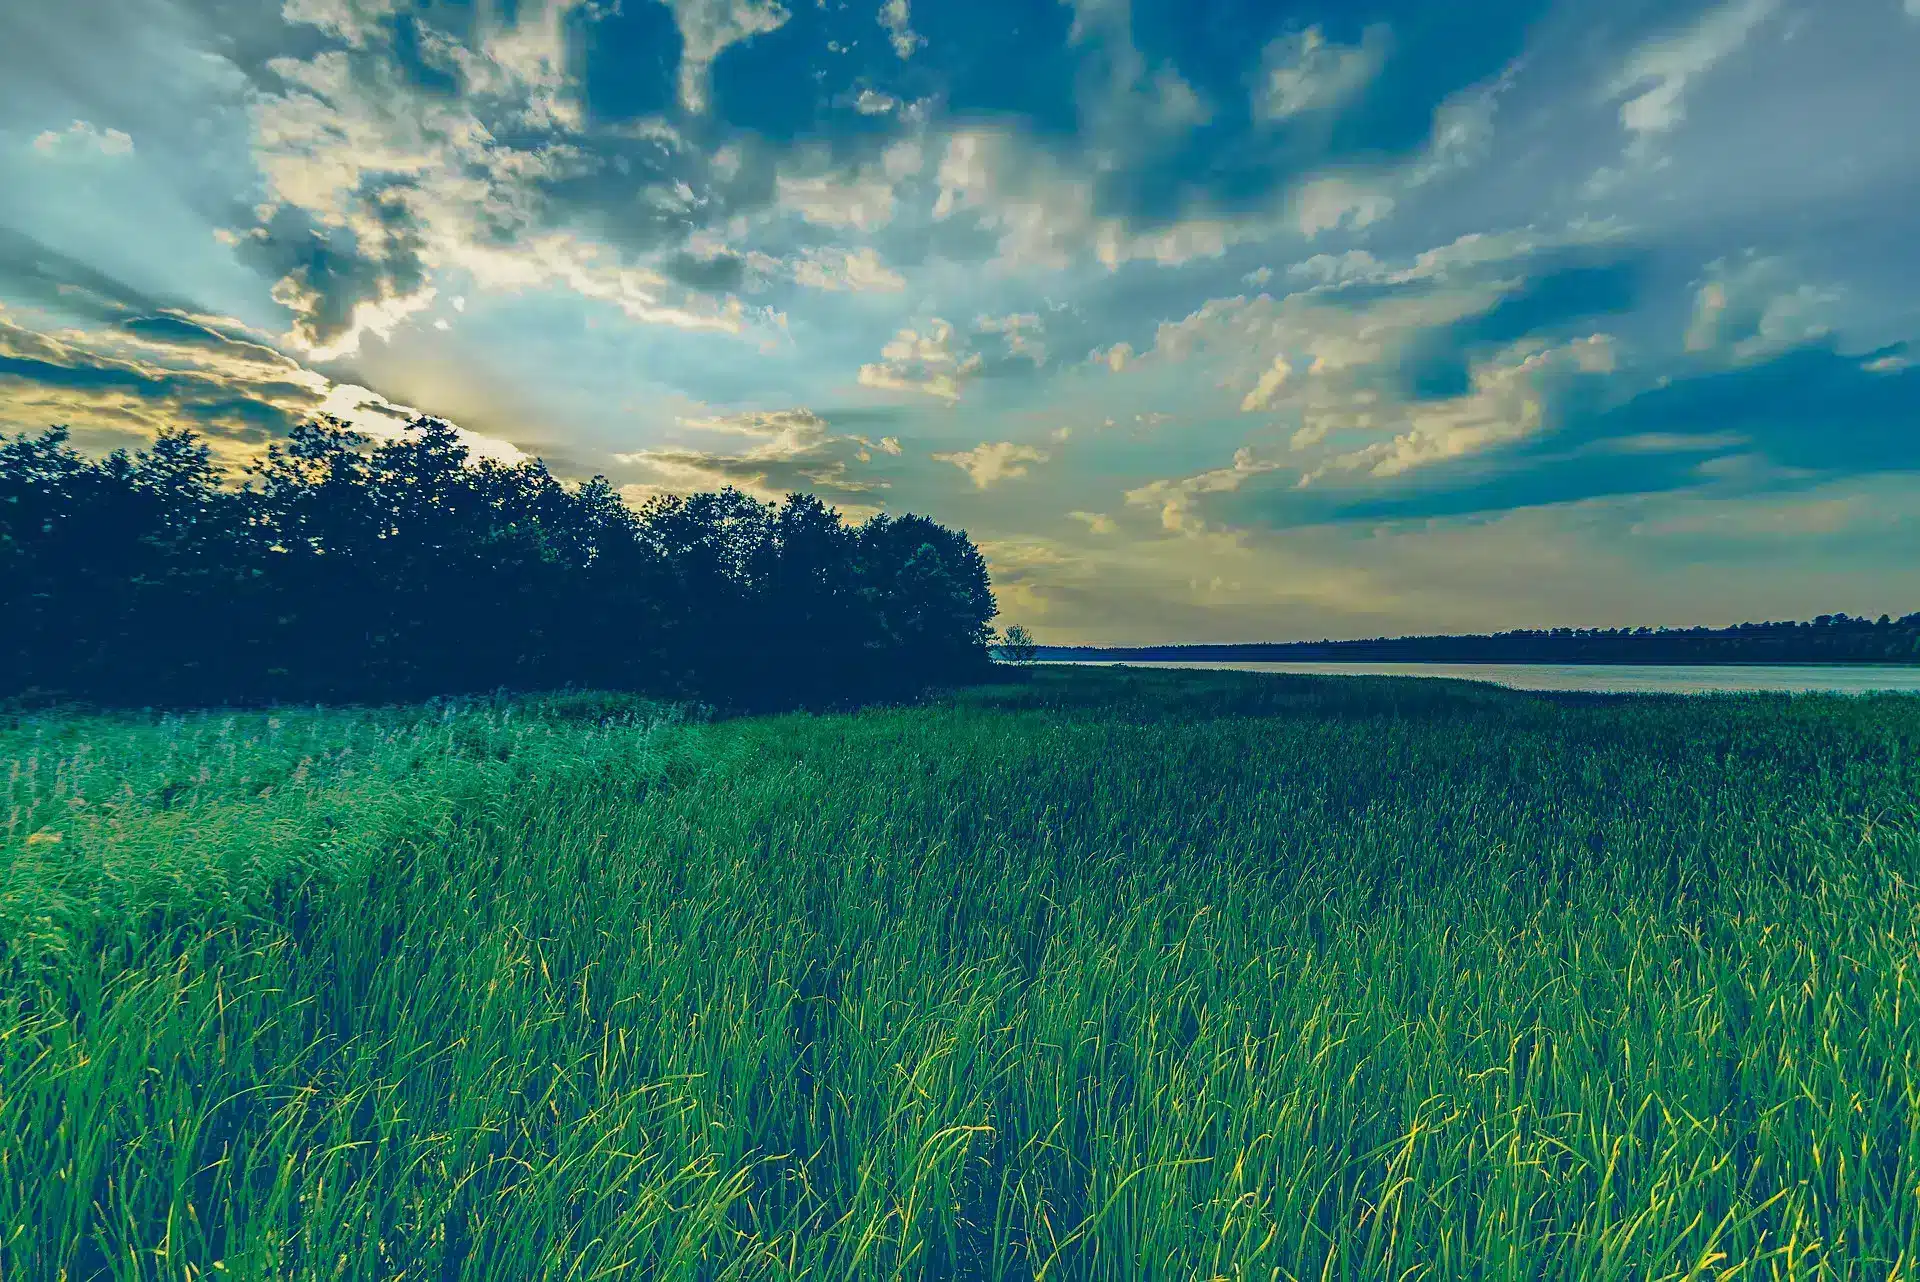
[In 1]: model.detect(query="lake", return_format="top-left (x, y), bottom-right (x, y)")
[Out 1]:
top-left (1041, 660), bottom-right (1920, 695)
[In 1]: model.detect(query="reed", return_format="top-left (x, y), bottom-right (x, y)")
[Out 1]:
top-left (4, 668), bottom-right (1918, 1279)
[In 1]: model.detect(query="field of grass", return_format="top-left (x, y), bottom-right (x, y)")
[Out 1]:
top-left (4, 667), bottom-right (1920, 1279)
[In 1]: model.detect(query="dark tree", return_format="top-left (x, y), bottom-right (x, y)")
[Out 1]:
top-left (0, 418), bottom-right (1002, 709)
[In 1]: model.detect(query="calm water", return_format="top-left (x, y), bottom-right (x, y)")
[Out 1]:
top-left (1045, 660), bottom-right (1920, 695)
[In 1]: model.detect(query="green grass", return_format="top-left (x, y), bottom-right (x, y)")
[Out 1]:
top-left (4, 667), bottom-right (1920, 1279)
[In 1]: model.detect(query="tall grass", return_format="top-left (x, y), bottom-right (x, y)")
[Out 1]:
top-left (4, 668), bottom-right (1919, 1279)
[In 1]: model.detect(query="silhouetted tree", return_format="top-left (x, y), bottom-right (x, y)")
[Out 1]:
top-left (0, 417), bottom-right (1002, 709)
top-left (999, 625), bottom-right (1037, 664)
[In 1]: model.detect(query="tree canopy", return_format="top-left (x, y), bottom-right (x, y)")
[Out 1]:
top-left (0, 419), bottom-right (1000, 709)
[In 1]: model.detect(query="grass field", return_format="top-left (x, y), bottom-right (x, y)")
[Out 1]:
top-left (4, 667), bottom-right (1920, 1279)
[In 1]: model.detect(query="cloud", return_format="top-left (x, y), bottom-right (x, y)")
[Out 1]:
top-left (929, 130), bottom-right (1246, 271)
top-left (663, 0), bottom-right (793, 114)
top-left (974, 312), bottom-right (1046, 364)
top-left (1605, 0), bottom-right (1778, 157)
top-left (1292, 176), bottom-right (1394, 237)
top-left (237, 1), bottom-right (781, 357)
top-left (1240, 354), bottom-right (1293, 411)
top-left (776, 168), bottom-right (899, 231)
top-left (854, 89), bottom-right (899, 115)
top-left (1683, 256), bottom-right (1839, 364)
top-left (932, 440), bottom-right (1050, 488)
top-left (613, 406), bottom-right (884, 504)
top-left (1301, 335), bottom-right (1616, 484)
top-left (858, 319), bottom-right (982, 402)
top-left (1125, 448), bottom-right (1285, 534)
top-left (314, 383), bottom-right (527, 463)
top-left (878, 0), bottom-right (926, 59)
top-left (0, 311), bottom-right (313, 447)
top-left (1068, 510), bottom-right (1117, 534)
top-left (1255, 24), bottom-right (1390, 122)
top-left (0, 287), bottom-right (535, 471)
top-left (31, 120), bottom-right (134, 157)
top-left (676, 406), bottom-right (831, 454)
top-left (792, 246), bottom-right (906, 292)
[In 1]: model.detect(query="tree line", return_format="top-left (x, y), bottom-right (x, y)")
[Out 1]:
top-left (0, 419), bottom-right (1001, 709)
top-left (1038, 614), bottom-right (1920, 667)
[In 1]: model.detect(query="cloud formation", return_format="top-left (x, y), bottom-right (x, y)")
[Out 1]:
top-left (858, 320), bottom-right (982, 403)
top-left (2, 0), bottom-right (1915, 642)
top-left (31, 120), bottom-right (134, 157)
top-left (933, 440), bottom-right (1049, 488)
top-left (1255, 25), bottom-right (1391, 122)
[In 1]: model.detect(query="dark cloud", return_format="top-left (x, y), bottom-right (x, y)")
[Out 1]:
top-left (1237, 342), bottom-right (1920, 530)
top-left (1592, 345), bottom-right (1920, 477)
top-left (0, 304), bottom-right (314, 443)
top-left (663, 250), bottom-right (748, 292)
top-left (0, 226), bottom-right (187, 324)
top-left (1396, 257), bottom-right (1645, 401)
top-left (232, 196), bottom-right (430, 355)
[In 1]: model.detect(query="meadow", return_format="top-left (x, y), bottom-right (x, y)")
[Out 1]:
top-left (4, 667), bottom-right (1919, 1279)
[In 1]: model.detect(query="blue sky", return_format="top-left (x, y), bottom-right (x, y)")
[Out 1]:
top-left (2, 0), bottom-right (1917, 642)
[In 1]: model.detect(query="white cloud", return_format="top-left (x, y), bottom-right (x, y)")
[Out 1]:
top-left (1094, 342), bottom-right (1135, 372)
top-left (858, 319), bottom-right (983, 402)
top-left (932, 441), bottom-right (1050, 488)
top-left (1606, 0), bottom-right (1778, 156)
top-left (1288, 224), bottom-right (1624, 294)
top-left (1292, 176), bottom-right (1394, 237)
top-left (613, 406), bottom-right (885, 505)
top-left (1255, 24), bottom-right (1390, 121)
top-left (278, 278), bottom-right (438, 362)
top-left (776, 170), bottom-right (898, 231)
top-left (1240, 354), bottom-right (1293, 411)
top-left (878, 0), bottom-right (926, 58)
top-left (1406, 70), bottom-right (1511, 186)
top-left (242, 27), bottom-right (764, 358)
top-left (316, 383), bottom-right (529, 463)
top-left (1301, 336), bottom-right (1616, 484)
top-left (1068, 510), bottom-right (1118, 534)
top-left (854, 88), bottom-right (898, 114)
top-left (1683, 256), bottom-right (1840, 363)
top-left (792, 246), bottom-right (906, 292)
top-left (663, 0), bottom-right (792, 113)
top-left (881, 140), bottom-right (925, 180)
top-left (279, 0), bottom-right (404, 47)
top-left (672, 407), bottom-right (832, 457)
top-left (975, 312), bottom-right (1046, 363)
top-left (1125, 447), bottom-right (1283, 534)
top-left (930, 130), bottom-right (1244, 272)
top-left (31, 120), bottom-right (134, 157)
top-left (1684, 281), bottom-right (1729, 351)
top-left (1289, 249), bottom-right (1385, 286)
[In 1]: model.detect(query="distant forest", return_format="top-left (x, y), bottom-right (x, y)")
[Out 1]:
top-left (0, 420), bottom-right (999, 708)
top-left (1038, 615), bottom-right (1920, 667)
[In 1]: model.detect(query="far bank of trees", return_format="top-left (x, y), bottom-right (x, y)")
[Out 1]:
top-left (1041, 615), bottom-right (1920, 667)
top-left (0, 420), bottom-right (1001, 709)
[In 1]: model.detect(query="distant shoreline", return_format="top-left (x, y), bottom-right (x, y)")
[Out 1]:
top-left (1035, 654), bottom-right (1920, 667)
top-left (1024, 615), bottom-right (1920, 667)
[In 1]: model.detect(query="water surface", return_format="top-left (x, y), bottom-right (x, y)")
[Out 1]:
top-left (1045, 660), bottom-right (1920, 695)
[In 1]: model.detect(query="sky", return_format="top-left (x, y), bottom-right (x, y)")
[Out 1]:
top-left (2, 0), bottom-right (1917, 644)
